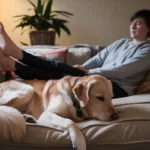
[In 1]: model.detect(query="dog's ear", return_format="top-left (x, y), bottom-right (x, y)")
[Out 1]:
top-left (73, 80), bottom-right (95, 107)
top-left (107, 80), bottom-right (114, 98)
top-left (72, 82), bottom-right (89, 107)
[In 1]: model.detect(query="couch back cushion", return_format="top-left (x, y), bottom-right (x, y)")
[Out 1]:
top-left (21, 45), bottom-right (91, 66)
top-left (66, 47), bottom-right (91, 65)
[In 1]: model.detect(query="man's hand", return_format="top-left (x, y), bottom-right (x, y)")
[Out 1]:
top-left (73, 65), bottom-right (89, 73)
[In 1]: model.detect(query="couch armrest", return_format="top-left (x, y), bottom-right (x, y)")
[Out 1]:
top-left (0, 72), bottom-right (6, 83)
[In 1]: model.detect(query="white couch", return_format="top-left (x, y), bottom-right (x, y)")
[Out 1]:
top-left (0, 45), bottom-right (150, 150)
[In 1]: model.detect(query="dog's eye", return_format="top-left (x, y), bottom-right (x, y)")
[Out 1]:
top-left (96, 96), bottom-right (104, 101)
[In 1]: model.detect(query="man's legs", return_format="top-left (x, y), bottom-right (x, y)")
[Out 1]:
top-left (0, 22), bottom-right (86, 77)
top-left (111, 82), bottom-right (128, 98)
top-left (0, 50), bottom-right (16, 72)
top-left (15, 62), bottom-right (65, 80)
top-left (0, 51), bottom-right (65, 80)
top-left (20, 51), bottom-right (86, 76)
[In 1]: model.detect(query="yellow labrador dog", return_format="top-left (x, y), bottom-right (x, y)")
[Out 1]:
top-left (0, 75), bottom-right (118, 150)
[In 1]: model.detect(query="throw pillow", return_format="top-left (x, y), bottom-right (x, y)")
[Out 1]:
top-left (39, 48), bottom-right (68, 64)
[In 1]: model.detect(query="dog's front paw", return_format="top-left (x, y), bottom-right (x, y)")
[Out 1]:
top-left (69, 124), bottom-right (86, 150)
top-left (23, 114), bottom-right (37, 124)
top-left (73, 133), bottom-right (86, 150)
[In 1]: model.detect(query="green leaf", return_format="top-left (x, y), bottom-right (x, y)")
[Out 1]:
top-left (44, 19), bottom-right (53, 25)
top-left (44, 0), bottom-right (53, 18)
top-left (20, 27), bottom-right (30, 35)
top-left (52, 10), bottom-right (74, 17)
top-left (13, 15), bottom-right (28, 18)
top-left (53, 18), bottom-right (69, 24)
top-left (55, 26), bottom-right (61, 37)
top-left (36, 0), bottom-right (43, 14)
top-left (50, 14), bottom-right (57, 18)
top-left (20, 41), bottom-right (29, 46)
top-left (14, 18), bottom-right (24, 23)
top-left (27, 0), bottom-right (36, 8)
top-left (60, 24), bottom-right (71, 35)
top-left (28, 8), bottom-right (34, 11)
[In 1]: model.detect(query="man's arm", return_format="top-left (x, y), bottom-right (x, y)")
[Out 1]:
top-left (82, 46), bottom-right (109, 69)
top-left (73, 47), bottom-right (110, 73)
top-left (82, 39), bottom-right (126, 70)
top-left (87, 47), bottom-right (150, 79)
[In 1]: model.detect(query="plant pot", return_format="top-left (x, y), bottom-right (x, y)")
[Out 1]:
top-left (29, 30), bottom-right (56, 45)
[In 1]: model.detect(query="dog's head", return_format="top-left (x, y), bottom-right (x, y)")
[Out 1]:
top-left (72, 75), bottom-right (118, 121)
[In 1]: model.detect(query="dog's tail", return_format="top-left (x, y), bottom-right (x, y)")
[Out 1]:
top-left (0, 106), bottom-right (26, 142)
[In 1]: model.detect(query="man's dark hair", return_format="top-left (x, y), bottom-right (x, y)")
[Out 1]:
top-left (130, 9), bottom-right (150, 37)
top-left (130, 9), bottom-right (150, 28)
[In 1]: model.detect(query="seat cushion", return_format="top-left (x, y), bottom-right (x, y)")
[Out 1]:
top-left (1, 94), bottom-right (150, 149)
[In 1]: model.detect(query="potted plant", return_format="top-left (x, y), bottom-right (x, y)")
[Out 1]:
top-left (13, 0), bottom-right (73, 45)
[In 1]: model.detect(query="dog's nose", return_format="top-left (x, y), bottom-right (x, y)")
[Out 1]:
top-left (110, 112), bottom-right (119, 120)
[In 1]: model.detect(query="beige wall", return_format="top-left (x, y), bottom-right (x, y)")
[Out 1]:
top-left (0, 0), bottom-right (150, 46)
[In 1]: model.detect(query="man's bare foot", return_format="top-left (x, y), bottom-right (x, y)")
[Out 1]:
top-left (0, 49), bottom-right (16, 72)
top-left (0, 22), bottom-right (23, 59)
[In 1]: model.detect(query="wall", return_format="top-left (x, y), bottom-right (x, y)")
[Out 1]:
top-left (0, 0), bottom-right (150, 46)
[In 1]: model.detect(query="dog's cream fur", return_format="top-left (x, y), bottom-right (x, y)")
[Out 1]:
top-left (0, 75), bottom-right (118, 150)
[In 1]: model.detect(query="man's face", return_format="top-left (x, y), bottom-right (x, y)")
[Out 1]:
top-left (130, 17), bottom-right (150, 41)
